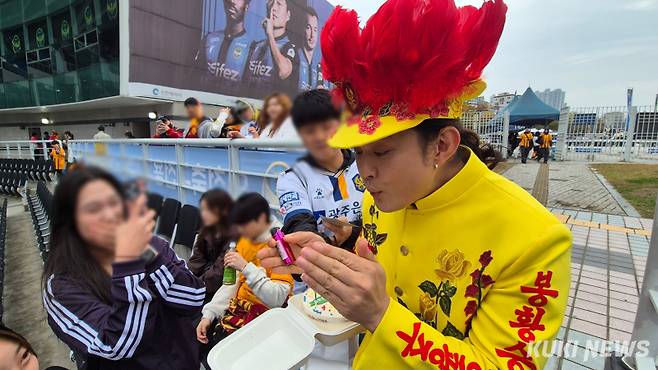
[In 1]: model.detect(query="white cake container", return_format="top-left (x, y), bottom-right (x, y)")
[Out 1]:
top-left (207, 293), bottom-right (363, 370)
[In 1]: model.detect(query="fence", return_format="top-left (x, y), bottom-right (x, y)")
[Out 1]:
top-left (462, 110), bottom-right (510, 159)
top-left (0, 139), bottom-right (306, 221)
top-left (556, 105), bottom-right (658, 162)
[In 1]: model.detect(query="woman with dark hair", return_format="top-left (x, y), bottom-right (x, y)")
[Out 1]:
top-left (188, 188), bottom-right (235, 302)
top-left (0, 326), bottom-right (68, 370)
top-left (42, 166), bottom-right (205, 370)
top-left (254, 93), bottom-right (297, 140)
top-left (259, 1), bottom-right (571, 369)
top-left (0, 326), bottom-right (39, 370)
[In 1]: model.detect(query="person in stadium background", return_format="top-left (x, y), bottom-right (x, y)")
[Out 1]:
top-left (50, 141), bottom-right (66, 176)
top-left (245, 0), bottom-right (299, 97)
top-left (93, 126), bottom-right (111, 140)
top-left (297, 6), bottom-right (320, 91)
top-left (539, 128), bottom-right (553, 163)
top-left (260, 1), bottom-right (571, 369)
top-left (188, 188), bottom-right (235, 302)
top-left (42, 166), bottom-right (205, 370)
top-left (152, 116), bottom-right (184, 138)
top-left (518, 128), bottom-right (534, 163)
top-left (184, 97), bottom-right (221, 138)
top-left (253, 92), bottom-right (297, 139)
top-left (226, 100), bottom-right (259, 138)
top-left (200, 0), bottom-right (252, 95)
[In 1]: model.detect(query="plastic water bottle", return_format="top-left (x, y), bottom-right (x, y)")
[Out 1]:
top-left (222, 241), bottom-right (237, 285)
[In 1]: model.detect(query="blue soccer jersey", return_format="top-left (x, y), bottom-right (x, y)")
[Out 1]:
top-left (246, 34), bottom-right (298, 97)
top-left (204, 30), bottom-right (251, 92)
top-left (298, 48), bottom-right (319, 91)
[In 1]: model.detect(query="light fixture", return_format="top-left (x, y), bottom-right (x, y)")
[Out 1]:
top-left (148, 112), bottom-right (157, 120)
top-left (41, 118), bottom-right (50, 124)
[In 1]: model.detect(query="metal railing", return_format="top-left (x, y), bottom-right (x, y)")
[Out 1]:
top-left (557, 105), bottom-right (658, 162)
top-left (0, 139), bottom-right (306, 220)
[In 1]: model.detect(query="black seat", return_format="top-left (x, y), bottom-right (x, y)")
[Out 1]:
top-left (173, 205), bottom-right (201, 260)
top-left (156, 198), bottom-right (181, 242)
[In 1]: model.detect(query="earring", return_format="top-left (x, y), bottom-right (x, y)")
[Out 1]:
top-left (434, 163), bottom-right (438, 169)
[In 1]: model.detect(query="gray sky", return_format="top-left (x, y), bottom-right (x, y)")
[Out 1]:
top-left (327, 0), bottom-right (658, 107)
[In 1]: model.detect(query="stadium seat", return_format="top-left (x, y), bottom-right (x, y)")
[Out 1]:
top-left (156, 198), bottom-right (181, 242)
top-left (0, 198), bottom-right (7, 320)
top-left (27, 182), bottom-right (52, 261)
top-left (173, 205), bottom-right (201, 261)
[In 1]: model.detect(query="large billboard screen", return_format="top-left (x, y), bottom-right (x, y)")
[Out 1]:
top-left (129, 0), bottom-right (334, 103)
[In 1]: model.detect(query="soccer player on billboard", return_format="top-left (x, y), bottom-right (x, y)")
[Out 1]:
top-left (200, 0), bottom-right (252, 94)
top-left (245, 0), bottom-right (299, 97)
top-left (297, 6), bottom-right (321, 91)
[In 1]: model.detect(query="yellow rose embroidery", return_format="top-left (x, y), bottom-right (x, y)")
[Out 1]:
top-left (419, 292), bottom-right (437, 322)
top-left (435, 249), bottom-right (471, 281)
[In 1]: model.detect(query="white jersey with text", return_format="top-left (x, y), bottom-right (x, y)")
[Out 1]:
top-left (277, 153), bottom-right (364, 237)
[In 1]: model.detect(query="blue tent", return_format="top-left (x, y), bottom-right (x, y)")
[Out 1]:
top-left (492, 87), bottom-right (560, 126)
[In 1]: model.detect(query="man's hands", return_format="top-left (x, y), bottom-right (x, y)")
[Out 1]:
top-left (115, 194), bottom-right (155, 263)
top-left (196, 318), bottom-right (212, 344)
top-left (297, 239), bottom-right (390, 332)
top-left (224, 251), bottom-right (248, 271)
top-left (257, 231), bottom-right (325, 274)
top-left (257, 232), bottom-right (390, 332)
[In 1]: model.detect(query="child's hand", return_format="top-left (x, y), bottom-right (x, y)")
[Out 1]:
top-left (196, 318), bottom-right (212, 344)
top-left (224, 251), bottom-right (248, 271)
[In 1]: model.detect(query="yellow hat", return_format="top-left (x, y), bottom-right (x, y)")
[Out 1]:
top-left (329, 80), bottom-right (487, 148)
top-left (320, 0), bottom-right (507, 149)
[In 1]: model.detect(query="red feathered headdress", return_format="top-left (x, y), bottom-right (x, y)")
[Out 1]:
top-left (323, 0), bottom-right (507, 148)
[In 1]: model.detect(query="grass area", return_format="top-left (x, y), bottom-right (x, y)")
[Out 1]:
top-left (591, 164), bottom-right (658, 218)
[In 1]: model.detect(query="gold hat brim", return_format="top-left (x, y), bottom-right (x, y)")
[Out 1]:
top-left (329, 80), bottom-right (486, 149)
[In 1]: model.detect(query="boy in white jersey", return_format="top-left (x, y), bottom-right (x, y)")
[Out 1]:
top-left (277, 89), bottom-right (363, 251)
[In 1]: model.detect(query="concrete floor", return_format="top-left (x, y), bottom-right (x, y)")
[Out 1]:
top-left (2, 197), bottom-right (72, 370)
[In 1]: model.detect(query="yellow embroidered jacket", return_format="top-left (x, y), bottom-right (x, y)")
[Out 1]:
top-left (354, 150), bottom-right (572, 370)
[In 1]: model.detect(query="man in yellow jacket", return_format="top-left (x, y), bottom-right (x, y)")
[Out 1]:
top-left (518, 129), bottom-right (535, 164)
top-left (259, 0), bottom-right (571, 369)
top-left (538, 129), bottom-right (553, 164)
top-left (50, 141), bottom-right (66, 175)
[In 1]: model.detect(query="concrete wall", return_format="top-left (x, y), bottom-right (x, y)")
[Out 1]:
top-left (0, 126), bottom-right (31, 141)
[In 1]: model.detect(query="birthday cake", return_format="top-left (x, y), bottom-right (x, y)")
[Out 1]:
top-left (302, 289), bottom-right (347, 323)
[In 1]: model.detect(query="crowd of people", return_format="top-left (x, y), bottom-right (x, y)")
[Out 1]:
top-left (2, 0), bottom-right (575, 369)
top-left (150, 94), bottom-right (300, 141)
top-left (508, 128), bottom-right (553, 163)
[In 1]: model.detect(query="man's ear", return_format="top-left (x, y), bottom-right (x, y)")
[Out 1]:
top-left (434, 126), bottom-right (461, 167)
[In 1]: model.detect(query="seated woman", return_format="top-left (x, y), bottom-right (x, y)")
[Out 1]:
top-left (42, 166), bottom-right (205, 370)
top-left (188, 189), bottom-right (235, 303)
top-left (196, 193), bottom-right (293, 344)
